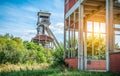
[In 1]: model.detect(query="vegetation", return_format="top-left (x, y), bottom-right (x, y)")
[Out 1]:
top-left (0, 34), bottom-right (53, 64)
top-left (0, 67), bottom-right (120, 76)
top-left (51, 43), bottom-right (65, 67)
top-left (0, 34), bottom-right (120, 76)
top-left (66, 36), bottom-right (106, 59)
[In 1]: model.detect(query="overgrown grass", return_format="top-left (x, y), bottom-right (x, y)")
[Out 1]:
top-left (0, 64), bottom-right (120, 76)
top-left (0, 63), bottom-right (49, 72)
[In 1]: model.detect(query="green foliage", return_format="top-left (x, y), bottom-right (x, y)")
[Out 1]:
top-left (51, 43), bottom-right (65, 67)
top-left (0, 34), bottom-right (53, 64)
top-left (0, 67), bottom-right (120, 76)
top-left (0, 34), bottom-right (25, 64)
top-left (66, 37), bottom-right (78, 57)
top-left (87, 36), bottom-right (106, 59)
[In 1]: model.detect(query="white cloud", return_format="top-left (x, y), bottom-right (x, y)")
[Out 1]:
top-left (24, 29), bottom-right (36, 35)
top-left (0, 0), bottom-right (64, 42)
top-left (49, 22), bottom-right (64, 42)
top-left (50, 22), bottom-right (64, 34)
top-left (16, 29), bottom-right (36, 41)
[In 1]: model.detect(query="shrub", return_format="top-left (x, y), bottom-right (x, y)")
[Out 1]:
top-left (0, 34), bottom-right (54, 64)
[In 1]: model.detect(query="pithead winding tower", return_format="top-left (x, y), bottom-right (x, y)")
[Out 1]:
top-left (33, 11), bottom-right (60, 48)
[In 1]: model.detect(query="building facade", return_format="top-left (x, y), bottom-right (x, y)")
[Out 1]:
top-left (64, 0), bottom-right (120, 72)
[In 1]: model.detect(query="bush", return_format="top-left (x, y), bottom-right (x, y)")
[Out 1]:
top-left (0, 34), bottom-right (53, 64)
top-left (51, 44), bottom-right (65, 67)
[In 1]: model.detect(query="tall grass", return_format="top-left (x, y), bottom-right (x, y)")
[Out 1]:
top-left (0, 64), bottom-right (120, 76)
top-left (0, 63), bottom-right (49, 72)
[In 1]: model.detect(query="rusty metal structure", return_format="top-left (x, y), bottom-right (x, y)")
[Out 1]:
top-left (64, 0), bottom-right (120, 72)
top-left (33, 11), bottom-right (60, 49)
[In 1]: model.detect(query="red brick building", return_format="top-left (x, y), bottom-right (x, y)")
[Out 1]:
top-left (64, 0), bottom-right (120, 72)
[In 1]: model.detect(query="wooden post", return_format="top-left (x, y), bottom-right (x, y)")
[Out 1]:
top-left (83, 19), bottom-right (87, 70)
top-left (73, 12), bottom-right (76, 57)
top-left (98, 22), bottom-right (101, 59)
top-left (64, 20), bottom-right (66, 59)
top-left (106, 0), bottom-right (113, 71)
top-left (92, 22), bottom-right (94, 59)
top-left (68, 16), bottom-right (71, 58)
top-left (78, 5), bottom-right (81, 70)
top-left (78, 4), bottom-right (84, 70)
top-left (64, 0), bottom-right (66, 59)
top-left (71, 29), bottom-right (74, 58)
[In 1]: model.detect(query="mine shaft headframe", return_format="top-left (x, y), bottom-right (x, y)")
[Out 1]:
top-left (37, 10), bottom-right (51, 26)
top-left (38, 10), bottom-right (51, 17)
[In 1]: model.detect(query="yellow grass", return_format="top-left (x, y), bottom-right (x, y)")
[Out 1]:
top-left (0, 62), bottom-right (49, 72)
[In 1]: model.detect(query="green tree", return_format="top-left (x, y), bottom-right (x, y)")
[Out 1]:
top-left (0, 34), bottom-right (25, 64)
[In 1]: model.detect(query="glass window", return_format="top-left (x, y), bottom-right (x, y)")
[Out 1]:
top-left (94, 22), bottom-right (99, 33)
top-left (114, 24), bottom-right (120, 49)
top-left (94, 34), bottom-right (99, 37)
top-left (100, 34), bottom-right (106, 42)
top-left (115, 35), bottom-right (120, 48)
top-left (87, 33), bottom-right (92, 37)
top-left (87, 21), bottom-right (92, 32)
top-left (100, 23), bottom-right (106, 33)
top-left (115, 24), bottom-right (120, 28)
top-left (115, 31), bottom-right (120, 35)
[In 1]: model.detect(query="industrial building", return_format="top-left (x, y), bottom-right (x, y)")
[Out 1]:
top-left (64, 0), bottom-right (120, 72)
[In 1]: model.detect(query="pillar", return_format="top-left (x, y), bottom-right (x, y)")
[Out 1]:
top-left (73, 12), bottom-right (76, 57)
top-left (92, 22), bottom-right (94, 59)
top-left (64, 21), bottom-right (66, 59)
top-left (83, 19), bottom-right (87, 70)
top-left (68, 16), bottom-right (71, 58)
top-left (78, 4), bottom-right (84, 70)
top-left (106, 0), bottom-right (113, 71)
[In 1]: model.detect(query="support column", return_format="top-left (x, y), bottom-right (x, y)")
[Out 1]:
top-left (73, 12), bottom-right (76, 57)
top-left (68, 16), bottom-right (71, 58)
top-left (64, 20), bottom-right (66, 59)
top-left (98, 22), bottom-right (101, 59)
top-left (78, 4), bottom-right (84, 70)
top-left (106, 0), bottom-right (113, 71)
top-left (71, 28), bottom-right (74, 58)
top-left (92, 22), bottom-right (94, 59)
top-left (63, 0), bottom-right (66, 59)
top-left (83, 19), bottom-right (87, 70)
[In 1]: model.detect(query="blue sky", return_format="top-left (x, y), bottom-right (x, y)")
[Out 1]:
top-left (0, 0), bottom-right (64, 42)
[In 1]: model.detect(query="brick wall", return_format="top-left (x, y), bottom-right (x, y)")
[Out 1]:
top-left (64, 58), bottom-right (106, 70)
top-left (65, 58), bottom-right (78, 68)
top-left (110, 52), bottom-right (120, 72)
top-left (65, 0), bottom-right (78, 14)
top-left (87, 60), bottom-right (106, 70)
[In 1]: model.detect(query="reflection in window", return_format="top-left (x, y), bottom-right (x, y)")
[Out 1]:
top-left (94, 22), bottom-right (99, 33)
top-left (115, 35), bottom-right (120, 48)
top-left (115, 24), bottom-right (120, 28)
top-left (100, 23), bottom-right (106, 33)
top-left (87, 21), bottom-right (106, 59)
top-left (114, 24), bottom-right (120, 49)
top-left (115, 31), bottom-right (120, 35)
top-left (87, 33), bottom-right (92, 37)
top-left (87, 21), bottom-right (92, 32)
